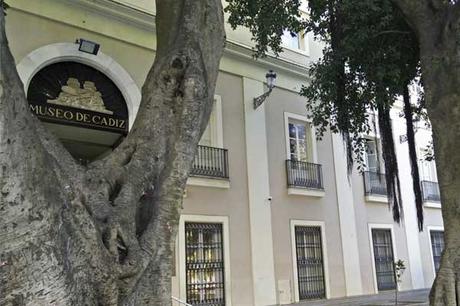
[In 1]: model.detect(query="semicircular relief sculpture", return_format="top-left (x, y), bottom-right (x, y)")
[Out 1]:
top-left (27, 61), bottom-right (129, 134)
top-left (47, 77), bottom-right (113, 115)
top-left (27, 61), bottom-right (130, 162)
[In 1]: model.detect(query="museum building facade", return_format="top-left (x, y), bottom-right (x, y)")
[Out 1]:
top-left (5, 1), bottom-right (444, 305)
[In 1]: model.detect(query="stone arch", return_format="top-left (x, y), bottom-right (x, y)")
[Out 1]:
top-left (16, 42), bottom-right (141, 129)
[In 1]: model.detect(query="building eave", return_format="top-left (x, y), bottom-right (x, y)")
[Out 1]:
top-left (61, 0), bottom-right (156, 32)
top-left (224, 40), bottom-right (310, 80)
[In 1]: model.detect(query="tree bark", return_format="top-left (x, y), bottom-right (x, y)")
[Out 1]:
top-left (425, 53), bottom-right (460, 305)
top-left (391, 1), bottom-right (460, 304)
top-left (427, 66), bottom-right (460, 306)
top-left (0, 0), bottom-right (225, 305)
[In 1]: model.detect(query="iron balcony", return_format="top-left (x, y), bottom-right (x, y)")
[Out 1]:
top-left (363, 171), bottom-right (388, 196)
top-left (191, 145), bottom-right (229, 179)
top-left (286, 160), bottom-right (324, 190)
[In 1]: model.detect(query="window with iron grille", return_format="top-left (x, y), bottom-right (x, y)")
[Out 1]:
top-left (371, 229), bottom-right (396, 290)
top-left (430, 230), bottom-right (444, 274)
top-left (294, 226), bottom-right (326, 300)
top-left (185, 222), bottom-right (225, 306)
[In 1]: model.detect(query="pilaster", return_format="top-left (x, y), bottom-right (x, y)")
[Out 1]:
top-left (243, 77), bottom-right (277, 305)
top-left (331, 134), bottom-right (364, 296)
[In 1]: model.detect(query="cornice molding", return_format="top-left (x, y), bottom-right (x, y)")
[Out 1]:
top-left (58, 2), bottom-right (310, 81)
top-left (11, 0), bottom-right (310, 82)
top-left (224, 40), bottom-right (310, 79)
top-left (60, 0), bottom-right (156, 32)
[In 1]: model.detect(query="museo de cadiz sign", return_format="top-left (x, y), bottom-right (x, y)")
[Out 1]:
top-left (27, 61), bottom-right (129, 135)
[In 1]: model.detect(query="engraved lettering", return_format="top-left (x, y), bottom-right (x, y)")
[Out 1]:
top-left (38, 106), bottom-right (47, 116)
top-left (76, 112), bottom-right (84, 121)
top-left (92, 115), bottom-right (101, 124)
top-left (84, 114), bottom-right (90, 123)
top-left (64, 111), bottom-right (73, 120)
top-left (30, 104), bottom-right (39, 114)
top-left (48, 107), bottom-right (55, 117)
top-left (28, 102), bottom-right (126, 133)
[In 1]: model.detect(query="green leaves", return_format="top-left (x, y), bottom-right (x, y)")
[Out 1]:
top-left (303, 0), bottom-right (424, 225)
top-left (227, 0), bottom-right (429, 226)
top-left (225, 0), bottom-right (306, 57)
top-left (303, 0), bottom-right (419, 163)
top-left (226, 0), bottom-right (420, 167)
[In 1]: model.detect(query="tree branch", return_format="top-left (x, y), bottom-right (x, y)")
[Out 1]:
top-left (100, 0), bottom-right (225, 302)
top-left (0, 3), bottom-right (79, 179)
top-left (390, 0), bottom-right (433, 34)
top-left (2, 0), bottom-right (225, 302)
top-left (0, 5), bottom-right (40, 143)
top-left (1, 6), bottom-right (115, 305)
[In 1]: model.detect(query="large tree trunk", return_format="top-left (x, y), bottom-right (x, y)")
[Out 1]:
top-left (391, 1), bottom-right (460, 304)
top-left (0, 0), bottom-right (225, 305)
top-left (424, 42), bottom-right (460, 306)
top-left (417, 8), bottom-right (460, 306)
top-left (426, 68), bottom-right (460, 306)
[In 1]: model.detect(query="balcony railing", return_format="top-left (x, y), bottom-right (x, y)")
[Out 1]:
top-left (286, 160), bottom-right (324, 190)
top-left (421, 180), bottom-right (441, 202)
top-left (363, 171), bottom-right (388, 196)
top-left (190, 145), bottom-right (229, 179)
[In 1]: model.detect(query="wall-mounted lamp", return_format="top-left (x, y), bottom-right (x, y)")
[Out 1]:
top-left (76, 38), bottom-right (100, 55)
top-left (253, 70), bottom-right (277, 109)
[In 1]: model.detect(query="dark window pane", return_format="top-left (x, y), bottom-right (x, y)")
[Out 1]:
top-left (430, 231), bottom-right (444, 273)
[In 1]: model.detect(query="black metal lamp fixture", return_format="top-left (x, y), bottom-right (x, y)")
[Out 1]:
top-left (76, 38), bottom-right (100, 55)
top-left (253, 70), bottom-right (277, 109)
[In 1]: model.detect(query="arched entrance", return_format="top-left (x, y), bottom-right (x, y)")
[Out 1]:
top-left (17, 43), bottom-right (142, 163)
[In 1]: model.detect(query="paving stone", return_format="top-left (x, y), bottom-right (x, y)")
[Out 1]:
top-left (290, 289), bottom-right (429, 306)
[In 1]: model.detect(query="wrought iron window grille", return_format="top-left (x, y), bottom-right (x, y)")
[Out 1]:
top-left (372, 229), bottom-right (396, 291)
top-left (294, 226), bottom-right (326, 300)
top-left (430, 230), bottom-right (444, 273)
top-left (185, 222), bottom-right (226, 306)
